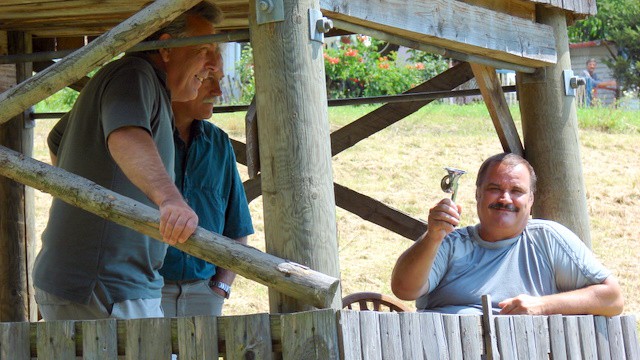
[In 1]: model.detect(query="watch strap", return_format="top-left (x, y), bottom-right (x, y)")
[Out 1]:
top-left (210, 280), bottom-right (231, 299)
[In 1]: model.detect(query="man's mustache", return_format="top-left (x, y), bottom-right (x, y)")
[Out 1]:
top-left (489, 203), bottom-right (519, 212)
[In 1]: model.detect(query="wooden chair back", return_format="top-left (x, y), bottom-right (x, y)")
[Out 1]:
top-left (342, 291), bottom-right (411, 312)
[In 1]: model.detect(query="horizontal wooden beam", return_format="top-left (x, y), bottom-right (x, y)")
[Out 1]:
top-left (0, 145), bottom-right (339, 309)
top-left (320, 0), bottom-right (557, 68)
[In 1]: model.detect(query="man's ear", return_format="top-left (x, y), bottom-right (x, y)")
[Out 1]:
top-left (158, 33), bottom-right (172, 62)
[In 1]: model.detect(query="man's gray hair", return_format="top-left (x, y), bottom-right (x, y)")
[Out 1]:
top-left (147, 2), bottom-right (223, 41)
top-left (475, 153), bottom-right (537, 194)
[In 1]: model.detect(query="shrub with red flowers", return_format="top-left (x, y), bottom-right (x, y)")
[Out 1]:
top-left (323, 36), bottom-right (448, 99)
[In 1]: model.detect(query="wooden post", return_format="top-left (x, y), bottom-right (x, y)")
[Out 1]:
top-left (0, 31), bottom-right (36, 322)
top-left (250, 0), bottom-right (342, 312)
top-left (516, 6), bottom-right (591, 247)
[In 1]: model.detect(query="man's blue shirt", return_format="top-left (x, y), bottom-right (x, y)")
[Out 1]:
top-left (160, 120), bottom-right (254, 281)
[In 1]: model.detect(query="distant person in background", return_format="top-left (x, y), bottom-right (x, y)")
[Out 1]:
top-left (391, 153), bottom-right (623, 316)
top-left (583, 58), bottom-right (617, 106)
top-left (160, 50), bottom-right (254, 317)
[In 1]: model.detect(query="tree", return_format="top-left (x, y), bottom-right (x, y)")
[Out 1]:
top-left (569, 0), bottom-right (640, 94)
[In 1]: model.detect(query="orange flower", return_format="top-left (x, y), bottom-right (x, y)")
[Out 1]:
top-left (415, 62), bottom-right (425, 70)
top-left (345, 48), bottom-right (358, 57)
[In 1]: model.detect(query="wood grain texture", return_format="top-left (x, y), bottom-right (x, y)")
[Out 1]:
top-left (471, 63), bottom-right (524, 156)
top-left (0, 321), bottom-right (30, 360)
top-left (36, 321), bottom-right (76, 360)
top-left (81, 319), bottom-right (118, 360)
top-left (0, 144), bottom-right (340, 308)
top-left (320, 0), bottom-right (557, 67)
top-left (250, 0), bottom-right (341, 312)
top-left (124, 318), bottom-right (172, 360)
top-left (224, 314), bottom-right (272, 359)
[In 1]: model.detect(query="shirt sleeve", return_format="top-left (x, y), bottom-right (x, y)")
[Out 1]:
top-left (545, 222), bottom-right (611, 292)
top-left (100, 65), bottom-right (158, 141)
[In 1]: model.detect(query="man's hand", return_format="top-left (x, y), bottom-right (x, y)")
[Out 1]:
top-left (426, 198), bottom-right (462, 242)
top-left (499, 294), bottom-right (547, 315)
top-left (159, 197), bottom-right (198, 245)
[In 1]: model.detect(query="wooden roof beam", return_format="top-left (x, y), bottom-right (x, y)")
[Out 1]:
top-left (320, 0), bottom-right (557, 69)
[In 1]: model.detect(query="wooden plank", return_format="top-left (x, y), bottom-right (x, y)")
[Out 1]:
top-left (548, 315), bottom-right (568, 360)
top-left (418, 312), bottom-right (448, 360)
top-left (177, 316), bottom-right (219, 360)
top-left (320, 0), bottom-right (556, 68)
top-left (124, 318), bottom-right (172, 360)
top-left (481, 294), bottom-right (499, 360)
top-left (564, 316), bottom-right (583, 360)
top-left (470, 63), bottom-right (524, 156)
top-left (577, 315), bottom-right (597, 359)
top-left (224, 313), bottom-right (272, 360)
top-left (337, 310), bottom-right (363, 360)
top-left (398, 312), bottom-right (424, 360)
top-left (358, 311), bottom-right (383, 360)
top-left (442, 314), bottom-right (463, 360)
top-left (532, 316), bottom-right (550, 359)
top-left (606, 316), bottom-right (626, 360)
top-left (36, 320), bottom-right (76, 360)
top-left (0, 145), bottom-right (340, 309)
top-left (460, 315), bottom-right (483, 359)
top-left (0, 0), bottom-right (204, 124)
top-left (280, 309), bottom-right (339, 360)
top-left (494, 316), bottom-right (517, 360)
top-left (0, 321), bottom-right (30, 360)
top-left (512, 315), bottom-right (537, 359)
top-left (245, 96), bottom-right (259, 178)
top-left (378, 313), bottom-right (403, 360)
top-left (329, 62), bottom-right (474, 157)
top-left (82, 319), bottom-right (118, 360)
top-left (620, 315), bottom-right (640, 360)
top-left (594, 316), bottom-right (612, 360)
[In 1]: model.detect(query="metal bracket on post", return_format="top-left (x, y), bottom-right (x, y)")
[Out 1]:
top-left (563, 69), bottom-right (586, 97)
top-left (256, 0), bottom-right (284, 25)
top-left (309, 9), bottom-right (333, 43)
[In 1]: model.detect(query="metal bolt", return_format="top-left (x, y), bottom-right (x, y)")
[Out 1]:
top-left (569, 76), bottom-right (586, 89)
top-left (259, 0), bottom-right (273, 13)
top-left (316, 17), bottom-right (333, 33)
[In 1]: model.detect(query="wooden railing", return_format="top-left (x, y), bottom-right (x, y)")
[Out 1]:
top-left (0, 309), bottom-right (638, 359)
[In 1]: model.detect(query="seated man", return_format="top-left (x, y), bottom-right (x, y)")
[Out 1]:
top-left (391, 153), bottom-right (623, 316)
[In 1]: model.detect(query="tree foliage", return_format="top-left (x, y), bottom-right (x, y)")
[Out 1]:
top-left (569, 0), bottom-right (640, 93)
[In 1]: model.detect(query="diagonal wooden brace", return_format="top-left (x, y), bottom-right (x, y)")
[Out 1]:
top-left (0, 145), bottom-right (340, 308)
top-left (0, 0), bottom-right (202, 125)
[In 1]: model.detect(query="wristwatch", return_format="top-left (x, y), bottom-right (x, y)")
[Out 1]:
top-left (210, 280), bottom-right (231, 299)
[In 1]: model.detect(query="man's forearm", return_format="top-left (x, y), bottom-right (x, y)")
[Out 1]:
top-left (542, 277), bottom-right (624, 316)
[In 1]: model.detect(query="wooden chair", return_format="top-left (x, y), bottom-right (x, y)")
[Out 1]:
top-left (342, 291), bottom-right (411, 312)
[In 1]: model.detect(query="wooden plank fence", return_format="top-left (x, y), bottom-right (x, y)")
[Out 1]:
top-left (0, 309), bottom-right (637, 359)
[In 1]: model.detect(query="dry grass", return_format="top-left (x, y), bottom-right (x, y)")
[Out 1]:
top-left (31, 104), bottom-right (639, 324)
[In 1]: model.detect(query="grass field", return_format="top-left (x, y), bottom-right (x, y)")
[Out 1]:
top-left (31, 102), bottom-right (640, 323)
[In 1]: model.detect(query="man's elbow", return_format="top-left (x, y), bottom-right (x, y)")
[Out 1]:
top-left (599, 276), bottom-right (625, 316)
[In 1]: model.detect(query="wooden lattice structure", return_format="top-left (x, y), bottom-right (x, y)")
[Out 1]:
top-left (2, 2), bottom-right (632, 358)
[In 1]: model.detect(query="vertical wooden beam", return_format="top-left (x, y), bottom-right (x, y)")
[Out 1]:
top-left (0, 31), bottom-right (35, 322)
top-left (471, 63), bottom-right (524, 156)
top-left (250, 0), bottom-right (341, 312)
top-left (516, 6), bottom-right (591, 247)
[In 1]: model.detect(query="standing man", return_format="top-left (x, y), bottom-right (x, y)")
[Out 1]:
top-left (38, 2), bottom-right (222, 320)
top-left (161, 51), bottom-right (254, 317)
top-left (583, 58), bottom-right (617, 106)
top-left (391, 153), bottom-right (623, 316)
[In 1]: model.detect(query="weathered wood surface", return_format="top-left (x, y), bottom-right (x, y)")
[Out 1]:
top-left (1, 311), bottom-right (637, 359)
top-left (0, 31), bottom-right (36, 323)
top-left (250, 0), bottom-right (341, 312)
top-left (517, 6), bottom-right (592, 247)
top-left (0, 144), bottom-right (339, 308)
top-left (0, 0), bottom-right (203, 125)
top-left (470, 63), bottom-right (524, 156)
top-left (320, 0), bottom-right (557, 68)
